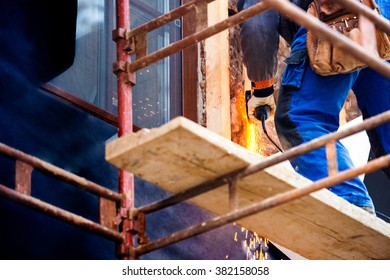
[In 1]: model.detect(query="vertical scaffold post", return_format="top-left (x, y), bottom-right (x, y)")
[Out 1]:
top-left (115, 0), bottom-right (135, 260)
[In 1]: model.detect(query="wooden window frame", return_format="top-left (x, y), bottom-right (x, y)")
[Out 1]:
top-left (181, 0), bottom-right (198, 123)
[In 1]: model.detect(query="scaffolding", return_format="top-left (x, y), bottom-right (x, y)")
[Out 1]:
top-left (1, 0), bottom-right (390, 260)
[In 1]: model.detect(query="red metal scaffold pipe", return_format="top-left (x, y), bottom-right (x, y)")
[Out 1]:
top-left (115, 0), bottom-right (135, 260)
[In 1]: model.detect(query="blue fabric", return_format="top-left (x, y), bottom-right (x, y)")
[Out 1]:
top-left (353, 67), bottom-right (390, 169)
top-left (275, 0), bottom-right (390, 210)
top-left (377, 0), bottom-right (390, 18)
top-left (289, 26), bottom-right (308, 51)
top-left (281, 48), bottom-right (308, 88)
top-left (280, 62), bottom-right (373, 208)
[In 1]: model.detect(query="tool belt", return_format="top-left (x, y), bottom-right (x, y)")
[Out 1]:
top-left (306, 0), bottom-right (390, 76)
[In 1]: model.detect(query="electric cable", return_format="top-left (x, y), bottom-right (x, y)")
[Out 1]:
top-left (254, 105), bottom-right (284, 153)
top-left (260, 114), bottom-right (284, 153)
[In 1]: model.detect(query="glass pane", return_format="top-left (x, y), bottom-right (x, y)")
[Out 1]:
top-left (49, 0), bottom-right (182, 129)
top-left (129, 0), bottom-right (182, 128)
top-left (50, 0), bottom-right (107, 107)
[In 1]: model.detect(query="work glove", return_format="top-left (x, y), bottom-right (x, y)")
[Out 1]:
top-left (247, 91), bottom-right (276, 123)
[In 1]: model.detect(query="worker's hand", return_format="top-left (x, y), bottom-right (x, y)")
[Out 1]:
top-left (247, 94), bottom-right (276, 123)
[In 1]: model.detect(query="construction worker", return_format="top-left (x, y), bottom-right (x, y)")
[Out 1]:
top-left (241, 0), bottom-right (390, 215)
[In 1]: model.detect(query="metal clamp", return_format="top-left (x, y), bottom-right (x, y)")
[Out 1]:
top-left (112, 28), bottom-right (135, 53)
top-left (112, 61), bottom-right (136, 86)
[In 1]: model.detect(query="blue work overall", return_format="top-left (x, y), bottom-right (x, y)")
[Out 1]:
top-left (275, 0), bottom-right (390, 211)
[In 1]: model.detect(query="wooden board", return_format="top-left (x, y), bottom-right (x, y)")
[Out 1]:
top-left (106, 116), bottom-right (390, 259)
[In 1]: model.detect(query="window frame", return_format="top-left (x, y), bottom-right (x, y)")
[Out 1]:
top-left (43, 0), bottom-right (198, 128)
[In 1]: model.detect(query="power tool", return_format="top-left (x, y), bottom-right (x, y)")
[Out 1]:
top-left (245, 90), bottom-right (283, 152)
top-left (245, 90), bottom-right (271, 122)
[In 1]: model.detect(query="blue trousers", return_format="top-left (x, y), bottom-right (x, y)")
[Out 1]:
top-left (275, 1), bottom-right (390, 209)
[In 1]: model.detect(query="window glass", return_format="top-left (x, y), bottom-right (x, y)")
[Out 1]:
top-left (129, 0), bottom-right (182, 128)
top-left (50, 0), bottom-right (107, 107)
top-left (49, 0), bottom-right (182, 129)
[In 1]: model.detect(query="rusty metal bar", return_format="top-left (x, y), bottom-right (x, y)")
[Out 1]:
top-left (115, 0), bottom-right (135, 260)
top-left (134, 32), bottom-right (147, 59)
top-left (229, 176), bottom-right (238, 212)
top-left (136, 211), bottom-right (149, 246)
top-left (128, 2), bottom-right (270, 72)
top-left (134, 110), bottom-right (390, 216)
top-left (128, 0), bottom-right (216, 38)
top-left (99, 197), bottom-right (118, 230)
top-left (338, 0), bottom-right (390, 34)
top-left (263, 0), bottom-right (390, 79)
top-left (326, 141), bottom-right (338, 177)
top-left (15, 160), bottom-right (33, 195)
top-left (133, 153), bottom-right (390, 256)
top-left (0, 143), bottom-right (121, 202)
top-left (0, 184), bottom-right (123, 243)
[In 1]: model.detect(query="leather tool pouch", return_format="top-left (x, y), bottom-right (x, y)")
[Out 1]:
top-left (306, 0), bottom-right (390, 75)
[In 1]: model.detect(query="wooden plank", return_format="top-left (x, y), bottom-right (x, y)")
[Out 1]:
top-left (204, 0), bottom-right (231, 138)
top-left (106, 116), bottom-right (390, 259)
